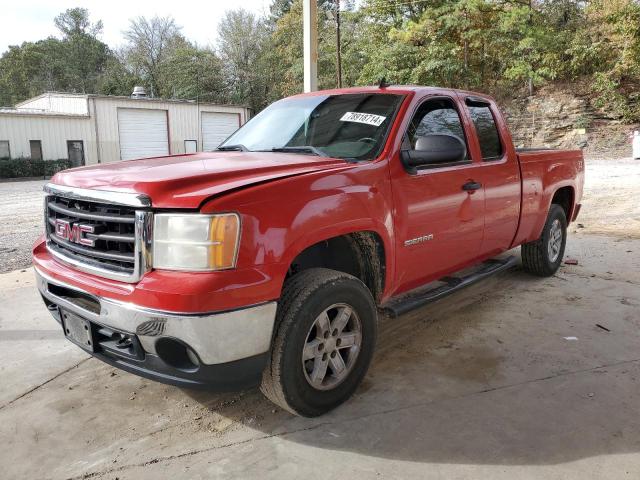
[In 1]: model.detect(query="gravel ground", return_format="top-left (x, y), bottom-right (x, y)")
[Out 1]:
top-left (0, 155), bottom-right (638, 273)
top-left (0, 180), bottom-right (46, 273)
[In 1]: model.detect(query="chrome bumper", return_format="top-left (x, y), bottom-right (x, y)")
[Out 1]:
top-left (35, 268), bottom-right (277, 365)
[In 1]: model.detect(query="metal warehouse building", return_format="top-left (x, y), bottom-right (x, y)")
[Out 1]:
top-left (0, 91), bottom-right (250, 166)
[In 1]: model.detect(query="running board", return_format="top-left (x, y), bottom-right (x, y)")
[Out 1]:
top-left (382, 256), bottom-right (518, 318)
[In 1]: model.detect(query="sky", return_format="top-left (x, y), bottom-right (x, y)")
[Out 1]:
top-left (0, 0), bottom-right (272, 54)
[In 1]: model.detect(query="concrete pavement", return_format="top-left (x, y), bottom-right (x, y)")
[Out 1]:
top-left (1, 232), bottom-right (639, 479)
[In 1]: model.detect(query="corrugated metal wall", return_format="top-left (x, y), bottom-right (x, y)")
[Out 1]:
top-left (0, 113), bottom-right (96, 162)
top-left (93, 97), bottom-right (249, 163)
top-left (0, 95), bottom-right (249, 165)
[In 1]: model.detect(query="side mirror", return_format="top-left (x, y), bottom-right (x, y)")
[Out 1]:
top-left (401, 134), bottom-right (466, 173)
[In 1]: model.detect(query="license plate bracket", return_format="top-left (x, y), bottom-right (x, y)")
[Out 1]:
top-left (61, 310), bottom-right (94, 352)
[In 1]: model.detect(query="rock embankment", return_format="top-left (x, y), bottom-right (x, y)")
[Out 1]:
top-left (502, 86), bottom-right (637, 155)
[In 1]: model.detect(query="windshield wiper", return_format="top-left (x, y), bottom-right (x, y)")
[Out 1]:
top-left (269, 146), bottom-right (328, 157)
top-left (217, 144), bottom-right (249, 152)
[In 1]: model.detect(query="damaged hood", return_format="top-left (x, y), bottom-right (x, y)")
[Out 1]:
top-left (51, 151), bottom-right (350, 208)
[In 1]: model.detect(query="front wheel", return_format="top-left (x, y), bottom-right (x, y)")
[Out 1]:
top-left (260, 268), bottom-right (377, 417)
top-left (521, 204), bottom-right (568, 277)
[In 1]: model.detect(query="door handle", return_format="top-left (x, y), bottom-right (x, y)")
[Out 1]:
top-left (462, 181), bottom-right (482, 191)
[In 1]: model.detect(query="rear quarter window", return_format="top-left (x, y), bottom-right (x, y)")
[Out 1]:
top-left (467, 102), bottom-right (503, 160)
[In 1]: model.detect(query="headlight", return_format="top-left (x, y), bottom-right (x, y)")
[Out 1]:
top-left (153, 213), bottom-right (240, 271)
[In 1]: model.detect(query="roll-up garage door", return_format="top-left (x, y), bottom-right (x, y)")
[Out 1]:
top-left (118, 108), bottom-right (169, 160)
top-left (201, 112), bottom-right (240, 151)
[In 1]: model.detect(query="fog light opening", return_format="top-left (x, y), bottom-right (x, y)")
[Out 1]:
top-left (186, 347), bottom-right (200, 366)
top-left (155, 337), bottom-right (200, 372)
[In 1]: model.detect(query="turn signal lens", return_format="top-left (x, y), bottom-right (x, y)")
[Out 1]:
top-left (153, 213), bottom-right (240, 271)
top-left (209, 214), bottom-right (240, 270)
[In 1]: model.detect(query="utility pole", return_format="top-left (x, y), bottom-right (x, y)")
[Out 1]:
top-left (336, 0), bottom-right (342, 88)
top-left (303, 0), bottom-right (318, 92)
top-left (192, 55), bottom-right (201, 152)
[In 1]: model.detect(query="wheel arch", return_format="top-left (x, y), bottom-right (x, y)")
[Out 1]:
top-left (284, 230), bottom-right (388, 303)
top-left (550, 185), bottom-right (575, 222)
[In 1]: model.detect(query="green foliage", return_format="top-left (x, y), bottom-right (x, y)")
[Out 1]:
top-left (267, 0), bottom-right (364, 102)
top-left (109, 15), bottom-right (227, 102)
top-left (355, 0), bottom-right (640, 121)
top-left (0, 39), bottom-right (66, 106)
top-left (121, 16), bottom-right (185, 98)
top-left (217, 9), bottom-right (272, 111)
top-left (0, 159), bottom-right (71, 179)
top-left (2, 1), bottom-right (640, 121)
top-left (158, 44), bottom-right (225, 102)
top-left (0, 8), bottom-right (111, 106)
top-left (54, 8), bottom-right (110, 93)
top-left (574, 114), bottom-right (592, 130)
top-left (580, 0), bottom-right (640, 121)
top-left (357, 0), bottom-right (566, 92)
top-left (97, 52), bottom-right (141, 97)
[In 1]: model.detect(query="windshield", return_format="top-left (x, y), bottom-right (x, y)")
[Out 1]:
top-left (219, 93), bottom-right (404, 160)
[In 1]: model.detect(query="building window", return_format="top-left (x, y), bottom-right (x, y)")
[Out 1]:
top-left (67, 140), bottom-right (85, 167)
top-left (184, 140), bottom-right (197, 154)
top-left (30, 140), bottom-right (43, 161)
top-left (0, 141), bottom-right (9, 159)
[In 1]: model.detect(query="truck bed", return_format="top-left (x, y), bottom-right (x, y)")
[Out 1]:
top-left (512, 148), bottom-right (585, 247)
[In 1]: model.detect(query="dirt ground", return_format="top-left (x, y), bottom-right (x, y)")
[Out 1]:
top-left (0, 157), bottom-right (639, 479)
top-left (576, 157), bottom-right (640, 239)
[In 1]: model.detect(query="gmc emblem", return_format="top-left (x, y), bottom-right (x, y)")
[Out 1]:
top-left (54, 219), bottom-right (95, 247)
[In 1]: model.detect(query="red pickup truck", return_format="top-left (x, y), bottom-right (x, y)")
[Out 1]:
top-left (33, 86), bottom-right (584, 416)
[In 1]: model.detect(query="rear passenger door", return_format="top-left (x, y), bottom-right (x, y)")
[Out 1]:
top-left (459, 96), bottom-right (521, 257)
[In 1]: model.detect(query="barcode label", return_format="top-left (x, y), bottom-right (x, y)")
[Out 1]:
top-left (339, 112), bottom-right (387, 127)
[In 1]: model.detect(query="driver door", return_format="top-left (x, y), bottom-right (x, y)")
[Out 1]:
top-left (390, 96), bottom-right (485, 294)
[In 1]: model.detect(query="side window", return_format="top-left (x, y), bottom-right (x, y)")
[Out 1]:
top-left (30, 140), bottom-right (43, 161)
top-left (406, 97), bottom-right (469, 161)
top-left (0, 141), bottom-right (9, 159)
top-left (466, 100), bottom-right (503, 160)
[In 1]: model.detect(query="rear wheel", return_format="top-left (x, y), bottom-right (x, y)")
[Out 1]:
top-left (521, 204), bottom-right (567, 277)
top-left (260, 268), bottom-right (377, 417)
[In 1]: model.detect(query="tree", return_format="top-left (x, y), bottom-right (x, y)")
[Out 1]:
top-left (0, 8), bottom-right (111, 105)
top-left (266, 0), bottom-right (364, 101)
top-left (581, 0), bottom-right (640, 121)
top-left (97, 48), bottom-right (142, 96)
top-left (217, 9), bottom-right (271, 110)
top-left (157, 42), bottom-right (225, 102)
top-left (54, 7), bottom-right (103, 37)
top-left (357, 0), bottom-right (571, 95)
top-left (123, 16), bottom-right (184, 97)
top-left (500, 5), bottom-right (562, 95)
top-left (0, 39), bottom-right (67, 105)
top-left (54, 8), bottom-right (110, 93)
top-left (2, 0), bottom-right (640, 124)
top-left (268, 0), bottom-right (296, 24)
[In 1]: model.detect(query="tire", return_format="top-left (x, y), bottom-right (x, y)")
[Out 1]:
top-left (260, 268), bottom-right (377, 417)
top-left (521, 204), bottom-right (568, 277)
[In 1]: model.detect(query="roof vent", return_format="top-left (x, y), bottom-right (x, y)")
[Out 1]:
top-left (131, 86), bottom-right (147, 99)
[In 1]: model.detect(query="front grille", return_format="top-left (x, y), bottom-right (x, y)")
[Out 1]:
top-left (44, 189), bottom-right (152, 282)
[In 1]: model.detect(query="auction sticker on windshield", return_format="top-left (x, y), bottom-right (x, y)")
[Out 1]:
top-left (340, 112), bottom-right (387, 127)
